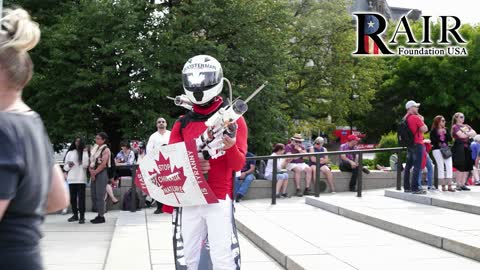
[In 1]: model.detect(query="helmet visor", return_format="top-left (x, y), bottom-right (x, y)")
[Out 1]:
top-left (182, 71), bottom-right (222, 92)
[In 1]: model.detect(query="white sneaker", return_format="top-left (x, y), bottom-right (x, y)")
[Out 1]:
top-left (61, 208), bottom-right (68, 215)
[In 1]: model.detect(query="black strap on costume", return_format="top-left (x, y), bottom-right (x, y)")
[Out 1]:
top-left (177, 99), bottom-right (230, 136)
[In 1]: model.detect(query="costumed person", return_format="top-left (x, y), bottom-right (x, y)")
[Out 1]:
top-left (164, 55), bottom-right (247, 270)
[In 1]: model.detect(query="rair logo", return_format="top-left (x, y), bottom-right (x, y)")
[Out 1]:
top-left (352, 13), bottom-right (468, 57)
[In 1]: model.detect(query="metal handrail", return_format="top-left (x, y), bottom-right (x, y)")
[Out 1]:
top-left (246, 147), bottom-right (406, 205)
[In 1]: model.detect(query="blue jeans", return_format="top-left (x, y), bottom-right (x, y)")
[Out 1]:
top-left (404, 144), bottom-right (423, 191)
top-left (418, 154), bottom-right (434, 188)
top-left (235, 173), bottom-right (255, 196)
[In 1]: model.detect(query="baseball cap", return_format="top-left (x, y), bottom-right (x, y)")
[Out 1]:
top-left (347, 134), bottom-right (360, 141)
top-left (405, 100), bottom-right (420, 110)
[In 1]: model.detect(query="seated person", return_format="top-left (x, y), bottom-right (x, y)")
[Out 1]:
top-left (114, 141), bottom-right (135, 187)
top-left (265, 143), bottom-right (290, 198)
top-left (309, 137), bottom-right (335, 193)
top-left (284, 133), bottom-right (313, 197)
top-left (339, 135), bottom-right (370, 192)
top-left (115, 141), bottom-right (135, 166)
top-left (234, 152), bottom-right (256, 202)
top-left (376, 154), bottom-right (401, 171)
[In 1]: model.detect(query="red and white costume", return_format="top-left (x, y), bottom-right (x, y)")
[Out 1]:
top-left (164, 96), bottom-right (247, 270)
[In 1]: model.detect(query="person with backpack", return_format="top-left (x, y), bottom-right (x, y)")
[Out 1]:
top-left (401, 100), bottom-right (428, 194)
top-left (89, 132), bottom-right (111, 224)
top-left (64, 138), bottom-right (89, 223)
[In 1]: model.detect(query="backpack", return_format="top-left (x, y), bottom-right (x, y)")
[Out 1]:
top-left (100, 146), bottom-right (117, 179)
top-left (255, 160), bottom-right (267, 179)
top-left (122, 188), bottom-right (140, 210)
top-left (397, 115), bottom-right (414, 147)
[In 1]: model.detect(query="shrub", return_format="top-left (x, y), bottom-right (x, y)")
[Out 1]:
top-left (374, 132), bottom-right (406, 167)
top-left (362, 159), bottom-right (375, 169)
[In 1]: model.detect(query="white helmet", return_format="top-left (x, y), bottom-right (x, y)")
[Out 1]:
top-left (182, 55), bottom-right (223, 105)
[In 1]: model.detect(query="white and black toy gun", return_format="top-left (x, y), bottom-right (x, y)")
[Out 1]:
top-left (196, 81), bottom-right (268, 160)
top-left (167, 94), bottom-right (193, 111)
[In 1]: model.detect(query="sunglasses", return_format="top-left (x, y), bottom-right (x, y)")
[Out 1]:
top-left (157, 121), bottom-right (166, 123)
top-left (458, 116), bottom-right (464, 119)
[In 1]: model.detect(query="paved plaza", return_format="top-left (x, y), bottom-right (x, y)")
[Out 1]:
top-left (42, 209), bottom-right (283, 270)
top-left (41, 187), bottom-right (480, 270)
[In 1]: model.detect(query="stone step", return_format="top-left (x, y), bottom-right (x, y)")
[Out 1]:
top-left (385, 188), bottom-right (480, 215)
top-left (104, 211), bottom-right (151, 270)
top-left (235, 198), bottom-right (480, 270)
top-left (305, 190), bottom-right (480, 262)
top-left (242, 170), bottom-right (397, 200)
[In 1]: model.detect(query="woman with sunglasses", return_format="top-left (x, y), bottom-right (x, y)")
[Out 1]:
top-left (451, 112), bottom-right (477, 191)
top-left (309, 137), bottom-right (335, 193)
top-left (430, 116), bottom-right (454, 192)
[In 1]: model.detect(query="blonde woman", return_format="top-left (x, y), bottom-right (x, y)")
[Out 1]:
top-left (451, 112), bottom-right (476, 191)
top-left (0, 8), bottom-right (69, 269)
top-left (309, 137), bottom-right (335, 193)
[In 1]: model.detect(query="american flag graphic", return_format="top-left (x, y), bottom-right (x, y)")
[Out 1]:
top-left (364, 15), bottom-right (382, 55)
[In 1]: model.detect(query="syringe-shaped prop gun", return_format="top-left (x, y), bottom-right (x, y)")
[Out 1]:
top-left (196, 82), bottom-right (268, 160)
top-left (167, 95), bottom-right (193, 111)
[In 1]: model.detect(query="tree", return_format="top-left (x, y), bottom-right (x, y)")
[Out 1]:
top-left (365, 21), bottom-right (480, 139)
top-left (284, 0), bottom-right (384, 141)
top-left (13, 0), bottom-right (293, 154)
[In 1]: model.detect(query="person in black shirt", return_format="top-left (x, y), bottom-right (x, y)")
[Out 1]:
top-left (0, 8), bottom-right (70, 270)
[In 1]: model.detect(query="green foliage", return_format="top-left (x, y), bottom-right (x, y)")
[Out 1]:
top-left (7, 0), bottom-right (387, 154)
top-left (364, 21), bottom-right (480, 141)
top-left (362, 159), bottom-right (375, 170)
top-left (374, 132), bottom-right (405, 166)
top-left (330, 164), bottom-right (339, 170)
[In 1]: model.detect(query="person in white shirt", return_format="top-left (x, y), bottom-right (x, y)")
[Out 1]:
top-left (147, 117), bottom-right (171, 155)
top-left (146, 117), bottom-right (171, 214)
top-left (265, 143), bottom-right (290, 199)
top-left (63, 138), bottom-right (89, 224)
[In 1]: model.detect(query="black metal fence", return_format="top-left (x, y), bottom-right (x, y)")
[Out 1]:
top-left (61, 147), bottom-right (407, 211)
top-left (246, 147), bottom-right (406, 205)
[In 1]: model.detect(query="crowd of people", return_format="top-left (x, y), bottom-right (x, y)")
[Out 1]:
top-left (402, 100), bottom-right (480, 195)
top-left (60, 116), bottom-right (172, 224)
top-left (234, 132), bottom-right (372, 201)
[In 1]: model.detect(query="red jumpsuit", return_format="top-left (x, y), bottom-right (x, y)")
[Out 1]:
top-left (165, 96), bottom-right (247, 270)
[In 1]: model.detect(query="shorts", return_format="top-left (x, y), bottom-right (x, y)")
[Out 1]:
top-left (287, 163), bottom-right (310, 171)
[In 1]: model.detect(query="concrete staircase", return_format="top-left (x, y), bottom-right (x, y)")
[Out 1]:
top-left (235, 196), bottom-right (480, 270)
top-left (242, 170), bottom-right (398, 200)
top-left (305, 188), bottom-right (480, 262)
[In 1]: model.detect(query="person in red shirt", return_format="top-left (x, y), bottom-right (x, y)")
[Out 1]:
top-left (165, 55), bottom-right (246, 270)
top-left (403, 100), bottom-right (428, 194)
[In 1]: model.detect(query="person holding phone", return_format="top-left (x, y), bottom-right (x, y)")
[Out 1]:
top-left (63, 138), bottom-right (89, 223)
